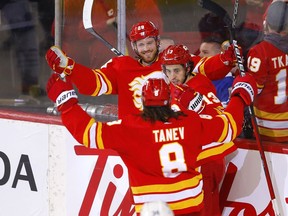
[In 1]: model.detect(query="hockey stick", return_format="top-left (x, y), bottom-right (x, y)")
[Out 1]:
top-left (198, 1), bottom-right (281, 215)
top-left (98, 0), bottom-right (131, 41)
top-left (59, 0), bottom-right (123, 80)
top-left (230, 1), bottom-right (280, 215)
top-left (83, 0), bottom-right (124, 56)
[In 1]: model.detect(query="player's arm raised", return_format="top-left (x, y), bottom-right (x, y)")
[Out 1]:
top-left (176, 74), bottom-right (257, 143)
top-left (212, 74), bottom-right (257, 142)
top-left (45, 46), bottom-right (113, 96)
top-left (197, 43), bottom-right (241, 80)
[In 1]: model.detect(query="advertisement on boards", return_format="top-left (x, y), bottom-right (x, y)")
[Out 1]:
top-left (221, 149), bottom-right (288, 215)
top-left (1, 116), bottom-right (287, 216)
top-left (66, 132), bottom-right (134, 216)
top-left (66, 132), bottom-right (288, 216)
top-left (0, 118), bottom-right (49, 216)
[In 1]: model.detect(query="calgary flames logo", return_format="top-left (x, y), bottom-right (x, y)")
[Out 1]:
top-left (128, 71), bottom-right (167, 111)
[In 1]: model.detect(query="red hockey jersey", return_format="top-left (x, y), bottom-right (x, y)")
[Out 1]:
top-left (170, 73), bottom-right (236, 163)
top-left (61, 96), bottom-right (245, 215)
top-left (70, 54), bottom-right (165, 118)
top-left (247, 41), bottom-right (288, 142)
top-left (69, 53), bottom-right (232, 118)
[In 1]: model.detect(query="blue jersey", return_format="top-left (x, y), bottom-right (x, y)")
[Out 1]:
top-left (212, 75), bottom-right (234, 107)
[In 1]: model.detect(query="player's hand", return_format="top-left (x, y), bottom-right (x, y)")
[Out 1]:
top-left (230, 74), bottom-right (257, 106)
top-left (106, 16), bottom-right (117, 26)
top-left (45, 46), bottom-right (75, 76)
top-left (46, 73), bottom-right (78, 113)
top-left (174, 84), bottom-right (204, 113)
top-left (220, 41), bottom-right (242, 67)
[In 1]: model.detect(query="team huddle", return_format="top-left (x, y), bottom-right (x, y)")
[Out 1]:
top-left (45, 1), bottom-right (287, 215)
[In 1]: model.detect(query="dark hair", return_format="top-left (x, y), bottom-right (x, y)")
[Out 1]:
top-left (202, 35), bottom-right (224, 45)
top-left (198, 12), bottom-right (229, 41)
top-left (141, 105), bottom-right (186, 123)
top-left (186, 61), bottom-right (195, 77)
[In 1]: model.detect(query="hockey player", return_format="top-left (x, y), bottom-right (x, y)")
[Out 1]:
top-left (45, 20), bottom-right (238, 119)
top-left (46, 74), bottom-right (257, 215)
top-left (199, 37), bottom-right (235, 108)
top-left (161, 44), bottom-right (234, 216)
top-left (247, 1), bottom-right (288, 143)
top-left (161, 45), bottom-right (223, 111)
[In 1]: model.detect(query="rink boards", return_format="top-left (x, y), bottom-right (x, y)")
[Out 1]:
top-left (0, 109), bottom-right (287, 216)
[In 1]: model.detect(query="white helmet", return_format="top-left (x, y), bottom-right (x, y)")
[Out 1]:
top-left (140, 201), bottom-right (174, 216)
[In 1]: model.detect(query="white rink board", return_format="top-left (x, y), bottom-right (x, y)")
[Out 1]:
top-left (0, 116), bottom-right (287, 215)
top-left (0, 118), bottom-right (50, 216)
top-left (222, 149), bottom-right (288, 215)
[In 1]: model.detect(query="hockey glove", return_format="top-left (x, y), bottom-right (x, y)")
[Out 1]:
top-left (230, 74), bottom-right (257, 106)
top-left (174, 84), bottom-right (204, 113)
top-left (45, 46), bottom-right (75, 76)
top-left (46, 73), bottom-right (78, 113)
top-left (220, 41), bottom-right (242, 67)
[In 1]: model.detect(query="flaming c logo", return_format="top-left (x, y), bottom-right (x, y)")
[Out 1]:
top-left (128, 71), bottom-right (167, 111)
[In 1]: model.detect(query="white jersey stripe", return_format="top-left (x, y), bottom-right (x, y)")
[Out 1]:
top-left (133, 179), bottom-right (203, 204)
top-left (256, 118), bottom-right (288, 129)
top-left (89, 123), bottom-right (97, 149)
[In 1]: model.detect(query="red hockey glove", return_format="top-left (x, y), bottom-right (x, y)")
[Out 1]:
top-left (46, 73), bottom-right (78, 113)
top-left (174, 84), bottom-right (204, 113)
top-left (230, 74), bottom-right (257, 106)
top-left (45, 46), bottom-right (75, 76)
top-left (220, 41), bottom-right (242, 67)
